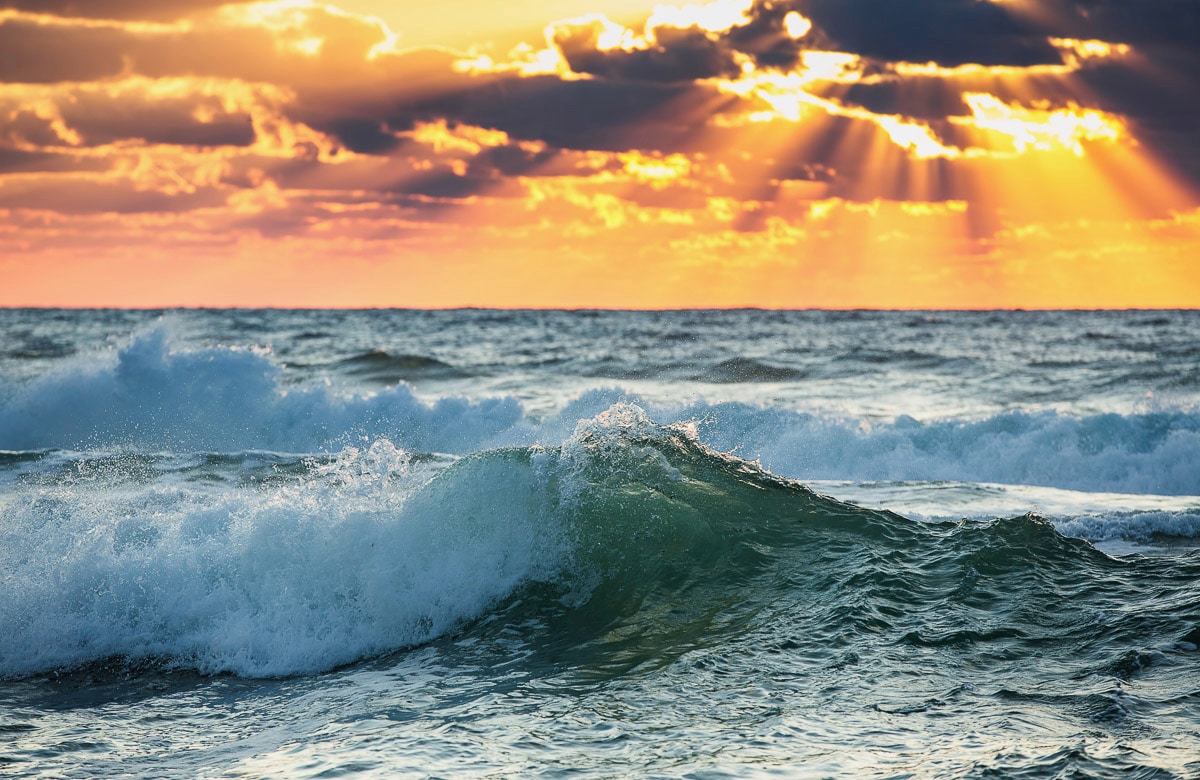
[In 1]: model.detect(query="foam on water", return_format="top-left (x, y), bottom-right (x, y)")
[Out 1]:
top-left (3, 388), bottom-right (1200, 780)
top-left (806, 480), bottom-right (1200, 545)
top-left (0, 440), bottom-right (568, 678)
top-left (679, 400), bottom-right (1200, 496)
top-left (7, 310), bottom-right (1200, 780)
top-left (5, 401), bottom-right (1198, 681)
top-left (0, 325), bottom-right (520, 454)
top-left (1, 327), bottom-right (1198, 497)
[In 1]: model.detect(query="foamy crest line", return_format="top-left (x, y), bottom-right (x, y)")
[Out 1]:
top-left (556, 390), bottom-right (1200, 496)
top-left (0, 325), bottom-right (520, 454)
top-left (0, 441), bottom-right (567, 678)
top-left (1, 327), bottom-right (1198, 495)
top-left (1, 402), bottom-right (1195, 680)
top-left (1053, 511), bottom-right (1200, 543)
top-left (682, 400), bottom-right (1200, 496)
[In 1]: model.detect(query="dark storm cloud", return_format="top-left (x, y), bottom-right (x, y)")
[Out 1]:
top-left (785, 0), bottom-right (1062, 67)
top-left (724, 2), bottom-right (822, 69)
top-left (1027, 0), bottom-right (1200, 49)
top-left (552, 19), bottom-right (742, 82)
top-left (0, 80), bottom-right (264, 152)
top-left (745, 0), bottom-right (1198, 189)
top-left (470, 142), bottom-right (559, 177)
top-left (62, 93), bottom-right (257, 148)
top-left (376, 75), bottom-right (714, 153)
top-left (1013, 0), bottom-right (1200, 187)
top-left (0, 148), bottom-right (109, 174)
top-left (541, 0), bottom-right (1049, 78)
top-left (830, 79), bottom-right (971, 121)
top-left (1076, 59), bottom-right (1200, 186)
top-left (0, 176), bottom-right (226, 213)
top-left (0, 107), bottom-right (73, 149)
top-left (2, 0), bottom-right (1198, 223)
top-left (542, 2), bottom-right (820, 83)
top-left (320, 117), bottom-right (398, 155)
top-left (208, 131), bottom-right (551, 207)
top-left (0, 1), bottom-right (246, 20)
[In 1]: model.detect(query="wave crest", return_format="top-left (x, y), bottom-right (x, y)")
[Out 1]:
top-left (3, 404), bottom-right (1196, 680)
top-left (2, 326), bottom-right (1199, 498)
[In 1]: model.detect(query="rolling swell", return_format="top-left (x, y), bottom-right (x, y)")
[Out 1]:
top-left (3, 326), bottom-right (1200, 498)
top-left (3, 405), bottom-right (1196, 685)
top-left (333, 349), bottom-right (470, 383)
top-left (521, 411), bottom-right (1199, 680)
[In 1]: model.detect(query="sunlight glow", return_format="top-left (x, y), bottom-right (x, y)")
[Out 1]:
top-left (645, 0), bottom-right (754, 36)
top-left (1050, 37), bottom-right (1132, 63)
top-left (0, 8), bottom-right (192, 33)
top-left (619, 152), bottom-right (694, 187)
top-left (2, 0), bottom-right (1198, 308)
top-left (291, 36), bottom-right (325, 56)
top-left (713, 66), bottom-right (962, 159)
top-left (959, 93), bottom-right (1124, 156)
top-left (454, 43), bottom-right (571, 77)
top-left (783, 11), bottom-right (813, 39)
top-left (456, 0), bottom-right (760, 78)
top-left (220, 0), bottom-right (400, 60)
top-left (408, 121), bottom-right (511, 155)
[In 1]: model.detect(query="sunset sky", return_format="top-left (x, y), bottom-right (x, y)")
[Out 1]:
top-left (1, 0), bottom-right (1198, 307)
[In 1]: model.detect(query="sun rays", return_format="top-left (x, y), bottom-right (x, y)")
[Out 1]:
top-left (0, 0), bottom-right (1197, 306)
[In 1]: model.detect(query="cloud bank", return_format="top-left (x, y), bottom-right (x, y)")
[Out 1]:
top-left (0, 0), bottom-right (1197, 307)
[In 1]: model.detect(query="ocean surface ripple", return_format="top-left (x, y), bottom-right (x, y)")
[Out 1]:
top-left (1, 309), bottom-right (1198, 779)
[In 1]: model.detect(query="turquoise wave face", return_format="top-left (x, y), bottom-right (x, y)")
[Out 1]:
top-left (460, 409), bottom-right (1199, 683)
top-left (3, 404), bottom-right (1198, 682)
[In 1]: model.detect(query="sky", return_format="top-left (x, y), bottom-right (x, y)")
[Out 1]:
top-left (0, 0), bottom-right (1198, 308)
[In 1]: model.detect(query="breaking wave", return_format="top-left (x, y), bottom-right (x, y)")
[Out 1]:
top-left (2, 405), bottom-right (1197, 680)
top-left (0, 326), bottom-right (1197, 496)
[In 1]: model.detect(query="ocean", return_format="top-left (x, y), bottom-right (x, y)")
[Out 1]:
top-left (0, 308), bottom-right (1197, 779)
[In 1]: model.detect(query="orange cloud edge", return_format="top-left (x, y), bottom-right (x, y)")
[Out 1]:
top-left (0, 0), bottom-right (1197, 309)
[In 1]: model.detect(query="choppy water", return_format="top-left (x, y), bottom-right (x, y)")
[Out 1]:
top-left (1, 309), bottom-right (1198, 779)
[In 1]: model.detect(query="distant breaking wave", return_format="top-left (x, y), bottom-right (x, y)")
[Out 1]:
top-left (0, 327), bottom-right (520, 455)
top-left (0, 326), bottom-right (1197, 496)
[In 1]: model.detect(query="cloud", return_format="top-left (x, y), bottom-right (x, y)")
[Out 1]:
top-left (789, 0), bottom-right (1063, 67)
top-left (0, 173), bottom-right (227, 214)
top-left (0, 84), bottom-right (258, 149)
top-left (0, 147), bottom-right (108, 174)
top-left (383, 75), bottom-right (714, 153)
top-left (1014, 0), bottom-right (1200, 49)
top-left (0, 4), bottom-right (399, 86)
top-left (0, 0), bottom-right (1198, 305)
top-left (552, 18), bottom-right (742, 83)
top-left (0, 1), bottom-right (245, 21)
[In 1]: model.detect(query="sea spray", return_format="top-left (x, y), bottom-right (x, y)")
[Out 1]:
top-left (3, 309), bottom-right (1200, 779)
top-left (2, 326), bottom-right (1198, 495)
top-left (0, 439), bottom-right (568, 678)
top-left (0, 324), bottom-right (522, 454)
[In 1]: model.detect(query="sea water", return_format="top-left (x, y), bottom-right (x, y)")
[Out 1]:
top-left (0, 309), bottom-right (1197, 778)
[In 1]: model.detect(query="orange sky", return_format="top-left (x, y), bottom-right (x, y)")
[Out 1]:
top-left (0, 0), bottom-right (1198, 308)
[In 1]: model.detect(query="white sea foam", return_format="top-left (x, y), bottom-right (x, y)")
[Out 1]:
top-left (0, 440), bottom-right (568, 678)
top-left (1, 326), bottom-right (1198, 496)
top-left (674, 401), bottom-right (1200, 496)
top-left (1053, 511), bottom-right (1200, 543)
top-left (804, 480), bottom-right (1200, 544)
top-left (1, 398), bottom-right (1197, 681)
top-left (0, 325), bottom-right (520, 454)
